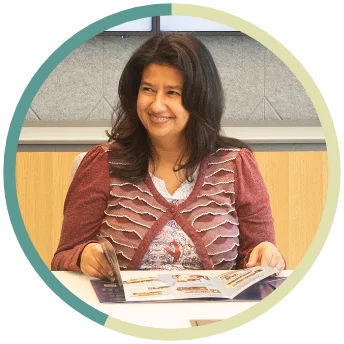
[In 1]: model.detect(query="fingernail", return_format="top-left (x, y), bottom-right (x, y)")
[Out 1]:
top-left (108, 271), bottom-right (113, 277)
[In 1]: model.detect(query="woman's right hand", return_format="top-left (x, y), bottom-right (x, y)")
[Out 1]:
top-left (80, 243), bottom-right (114, 281)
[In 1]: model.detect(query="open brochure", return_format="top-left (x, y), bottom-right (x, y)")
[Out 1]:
top-left (92, 235), bottom-right (286, 303)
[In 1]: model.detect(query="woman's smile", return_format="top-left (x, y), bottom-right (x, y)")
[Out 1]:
top-left (149, 113), bottom-right (175, 124)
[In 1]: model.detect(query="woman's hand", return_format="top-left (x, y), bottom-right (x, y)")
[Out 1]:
top-left (80, 243), bottom-right (114, 281)
top-left (246, 241), bottom-right (285, 272)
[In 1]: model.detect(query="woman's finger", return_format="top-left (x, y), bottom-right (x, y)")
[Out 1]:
top-left (269, 251), bottom-right (279, 268)
top-left (92, 259), bottom-right (112, 280)
top-left (94, 248), bottom-right (115, 280)
top-left (260, 249), bottom-right (273, 266)
top-left (246, 246), bottom-right (261, 267)
top-left (275, 257), bottom-right (286, 272)
top-left (82, 265), bottom-right (106, 280)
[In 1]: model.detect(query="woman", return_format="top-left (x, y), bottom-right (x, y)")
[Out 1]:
top-left (51, 34), bottom-right (285, 280)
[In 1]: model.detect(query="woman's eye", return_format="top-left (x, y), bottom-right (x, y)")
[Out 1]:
top-left (168, 90), bottom-right (181, 96)
top-left (142, 87), bottom-right (154, 93)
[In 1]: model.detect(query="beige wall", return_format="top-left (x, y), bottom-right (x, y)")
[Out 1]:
top-left (16, 151), bottom-right (328, 270)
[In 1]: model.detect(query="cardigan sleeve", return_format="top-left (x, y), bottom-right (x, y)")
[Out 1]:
top-left (51, 145), bottom-right (110, 271)
top-left (234, 148), bottom-right (276, 269)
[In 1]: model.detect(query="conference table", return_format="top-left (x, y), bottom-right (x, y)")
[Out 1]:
top-left (53, 270), bottom-right (291, 328)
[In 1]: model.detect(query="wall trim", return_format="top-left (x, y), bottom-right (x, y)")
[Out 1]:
top-left (19, 126), bottom-right (325, 144)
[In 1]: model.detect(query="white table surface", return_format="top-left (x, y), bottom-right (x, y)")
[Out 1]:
top-left (53, 270), bottom-right (292, 328)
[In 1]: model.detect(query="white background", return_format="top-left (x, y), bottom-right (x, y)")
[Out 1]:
top-left (0, 0), bottom-right (343, 344)
top-left (0, 0), bottom-right (128, 344)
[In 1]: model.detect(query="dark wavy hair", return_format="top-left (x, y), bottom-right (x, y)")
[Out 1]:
top-left (107, 33), bottom-right (250, 181)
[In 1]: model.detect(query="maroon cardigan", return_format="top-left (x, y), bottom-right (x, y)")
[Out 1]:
top-left (51, 144), bottom-right (275, 271)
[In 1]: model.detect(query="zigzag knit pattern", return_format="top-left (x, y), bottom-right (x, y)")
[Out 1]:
top-left (100, 147), bottom-right (241, 270)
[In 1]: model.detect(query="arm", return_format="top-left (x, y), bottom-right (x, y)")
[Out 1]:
top-left (51, 145), bottom-right (111, 272)
top-left (234, 148), bottom-right (284, 270)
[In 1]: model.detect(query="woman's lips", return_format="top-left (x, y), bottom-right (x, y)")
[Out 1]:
top-left (149, 113), bottom-right (173, 123)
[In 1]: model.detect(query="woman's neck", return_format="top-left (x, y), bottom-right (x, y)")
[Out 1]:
top-left (149, 136), bottom-right (188, 168)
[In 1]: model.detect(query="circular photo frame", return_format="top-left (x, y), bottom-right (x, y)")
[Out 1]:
top-left (4, 4), bottom-right (340, 340)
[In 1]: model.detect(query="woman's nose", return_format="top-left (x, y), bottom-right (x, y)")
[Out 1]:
top-left (150, 94), bottom-right (167, 113)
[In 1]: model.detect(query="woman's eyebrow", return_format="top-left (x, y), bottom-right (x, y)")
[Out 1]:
top-left (140, 81), bottom-right (154, 87)
top-left (140, 81), bottom-right (182, 91)
top-left (164, 85), bottom-right (182, 91)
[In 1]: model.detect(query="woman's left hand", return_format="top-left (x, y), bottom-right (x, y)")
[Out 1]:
top-left (246, 241), bottom-right (285, 272)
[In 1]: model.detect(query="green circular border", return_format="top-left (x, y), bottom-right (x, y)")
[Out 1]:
top-left (3, 3), bottom-right (340, 341)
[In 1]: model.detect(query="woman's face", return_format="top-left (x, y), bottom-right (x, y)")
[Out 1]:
top-left (137, 64), bottom-right (190, 143)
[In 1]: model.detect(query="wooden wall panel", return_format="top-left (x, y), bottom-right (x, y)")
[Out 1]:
top-left (16, 151), bottom-right (328, 270)
top-left (255, 152), bottom-right (328, 269)
top-left (16, 152), bottom-right (79, 269)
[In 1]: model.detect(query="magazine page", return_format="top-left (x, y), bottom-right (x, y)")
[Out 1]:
top-left (91, 276), bottom-right (175, 303)
top-left (213, 265), bottom-right (279, 299)
top-left (156, 273), bottom-right (227, 300)
top-left (91, 274), bottom-right (226, 303)
top-left (123, 274), bottom-right (228, 301)
top-left (122, 276), bottom-right (175, 302)
top-left (90, 279), bottom-right (126, 302)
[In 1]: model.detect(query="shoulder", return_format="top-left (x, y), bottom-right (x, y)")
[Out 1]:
top-left (233, 148), bottom-right (261, 178)
top-left (76, 142), bottom-right (129, 176)
top-left (235, 147), bottom-right (256, 164)
top-left (208, 146), bottom-right (242, 164)
top-left (80, 142), bottom-right (125, 160)
top-left (209, 147), bottom-right (261, 180)
top-left (81, 144), bottom-right (110, 163)
top-left (73, 144), bottom-right (111, 176)
top-left (234, 148), bottom-right (266, 190)
top-left (67, 145), bottom-right (111, 209)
